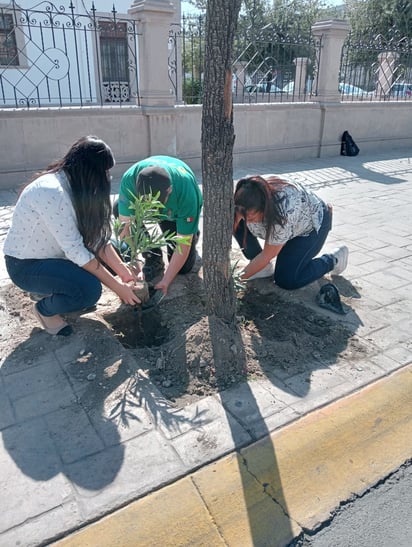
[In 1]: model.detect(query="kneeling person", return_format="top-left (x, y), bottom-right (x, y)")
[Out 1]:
top-left (117, 156), bottom-right (203, 295)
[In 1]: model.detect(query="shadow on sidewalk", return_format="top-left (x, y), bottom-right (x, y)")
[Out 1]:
top-left (0, 318), bottom-right (132, 491)
top-left (335, 153), bottom-right (410, 185)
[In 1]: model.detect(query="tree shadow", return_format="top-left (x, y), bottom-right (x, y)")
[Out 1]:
top-left (145, 269), bottom-right (366, 544)
top-left (207, 314), bottom-right (297, 545)
top-left (201, 273), bottom-right (368, 544)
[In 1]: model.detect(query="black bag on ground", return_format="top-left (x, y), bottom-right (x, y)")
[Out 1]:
top-left (341, 130), bottom-right (360, 156)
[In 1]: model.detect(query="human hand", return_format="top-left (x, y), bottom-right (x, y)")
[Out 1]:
top-left (115, 282), bottom-right (141, 305)
top-left (155, 278), bottom-right (170, 296)
top-left (119, 265), bottom-right (137, 284)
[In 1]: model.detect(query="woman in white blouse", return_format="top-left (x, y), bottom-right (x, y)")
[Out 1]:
top-left (233, 174), bottom-right (348, 287)
top-left (4, 136), bottom-right (141, 336)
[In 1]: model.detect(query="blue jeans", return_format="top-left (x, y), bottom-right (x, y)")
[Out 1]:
top-left (5, 255), bottom-right (102, 316)
top-left (234, 203), bottom-right (334, 290)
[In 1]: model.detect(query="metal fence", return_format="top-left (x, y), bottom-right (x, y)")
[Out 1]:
top-left (168, 15), bottom-right (320, 105)
top-left (171, 15), bottom-right (412, 105)
top-left (0, 0), bottom-right (139, 108)
top-left (340, 30), bottom-right (412, 101)
top-left (2, 2), bottom-right (411, 110)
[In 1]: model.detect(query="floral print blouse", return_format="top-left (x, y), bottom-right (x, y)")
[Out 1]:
top-left (247, 177), bottom-right (325, 245)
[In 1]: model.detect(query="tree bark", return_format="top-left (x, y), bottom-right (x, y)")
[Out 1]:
top-left (201, 0), bottom-right (242, 322)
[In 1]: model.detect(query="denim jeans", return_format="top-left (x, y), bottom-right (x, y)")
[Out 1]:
top-left (233, 203), bottom-right (334, 290)
top-left (5, 255), bottom-right (102, 316)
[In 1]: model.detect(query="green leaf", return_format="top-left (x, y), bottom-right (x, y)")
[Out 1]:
top-left (113, 192), bottom-right (193, 267)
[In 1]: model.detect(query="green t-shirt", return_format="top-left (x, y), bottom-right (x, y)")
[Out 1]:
top-left (118, 156), bottom-right (203, 236)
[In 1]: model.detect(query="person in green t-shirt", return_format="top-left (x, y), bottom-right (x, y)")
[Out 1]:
top-left (115, 156), bottom-right (203, 295)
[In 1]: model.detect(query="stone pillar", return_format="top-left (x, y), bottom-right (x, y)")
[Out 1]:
top-left (311, 19), bottom-right (350, 102)
top-left (128, 0), bottom-right (176, 107)
top-left (293, 57), bottom-right (309, 98)
top-left (376, 51), bottom-right (399, 98)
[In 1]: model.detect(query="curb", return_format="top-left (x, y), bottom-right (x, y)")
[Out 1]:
top-left (55, 364), bottom-right (412, 547)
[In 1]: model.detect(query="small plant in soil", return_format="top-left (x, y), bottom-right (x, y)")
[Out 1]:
top-left (110, 192), bottom-right (191, 348)
top-left (231, 259), bottom-right (246, 293)
top-left (113, 191), bottom-right (190, 303)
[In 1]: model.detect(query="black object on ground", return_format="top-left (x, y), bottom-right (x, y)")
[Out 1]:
top-left (316, 283), bottom-right (346, 315)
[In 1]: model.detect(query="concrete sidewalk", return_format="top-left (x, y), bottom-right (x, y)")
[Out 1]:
top-left (1, 150), bottom-right (412, 546)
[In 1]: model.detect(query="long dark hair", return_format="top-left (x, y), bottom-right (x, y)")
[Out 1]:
top-left (234, 175), bottom-right (289, 242)
top-left (43, 136), bottom-right (114, 258)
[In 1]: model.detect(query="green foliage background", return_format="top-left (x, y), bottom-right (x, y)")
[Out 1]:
top-left (185, 0), bottom-right (412, 39)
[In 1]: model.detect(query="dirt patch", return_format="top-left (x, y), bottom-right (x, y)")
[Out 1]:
top-left (0, 270), bottom-right (368, 408)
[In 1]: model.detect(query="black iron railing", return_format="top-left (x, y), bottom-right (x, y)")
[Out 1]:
top-left (340, 30), bottom-right (412, 101)
top-left (169, 15), bottom-right (320, 105)
top-left (0, 1), bottom-right (140, 108)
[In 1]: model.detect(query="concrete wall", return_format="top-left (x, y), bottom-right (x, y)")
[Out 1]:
top-left (1, 100), bottom-right (411, 189)
top-left (2, 9), bottom-right (411, 190)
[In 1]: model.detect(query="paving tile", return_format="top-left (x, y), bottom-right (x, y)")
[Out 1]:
top-left (171, 413), bottom-right (251, 468)
top-left (380, 345), bottom-right (412, 367)
top-left (12, 382), bottom-right (77, 421)
top-left (272, 366), bottom-right (354, 415)
top-left (334, 359), bottom-right (386, 388)
top-left (1, 341), bottom-right (69, 376)
top-left (219, 379), bottom-right (288, 421)
top-left (86, 378), bottom-right (155, 446)
top-left (365, 324), bottom-right (411, 351)
top-left (44, 405), bottom-right (105, 464)
top-left (68, 432), bottom-right (186, 521)
top-left (0, 419), bottom-right (73, 532)
top-left (156, 394), bottom-right (231, 440)
top-left (3, 359), bottom-right (68, 400)
top-left (0, 501), bottom-right (83, 547)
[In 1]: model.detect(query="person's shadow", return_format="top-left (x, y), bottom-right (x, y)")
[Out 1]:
top-left (0, 317), bottom-right (133, 491)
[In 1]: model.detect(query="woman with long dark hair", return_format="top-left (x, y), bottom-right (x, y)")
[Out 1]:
top-left (233, 174), bottom-right (348, 288)
top-left (3, 136), bottom-right (141, 336)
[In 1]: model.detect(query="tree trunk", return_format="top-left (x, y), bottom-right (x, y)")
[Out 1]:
top-left (201, 0), bottom-right (242, 322)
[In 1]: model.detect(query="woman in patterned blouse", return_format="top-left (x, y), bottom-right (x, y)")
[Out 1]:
top-left (4, 136), bottom-right (141, 336)
top-left (233, 174), bottom-right (348, 288)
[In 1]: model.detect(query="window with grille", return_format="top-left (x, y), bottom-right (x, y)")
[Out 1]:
top-left (0, 12), bottom-right (18, 66)
top-left (99, 20), bottom-right (130, 102)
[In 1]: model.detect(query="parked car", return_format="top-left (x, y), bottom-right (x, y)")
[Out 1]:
top-left (283, 80), bottom-right (313, 94)
top-left (339, 83), bottom-right (372, 97)
top-left (244, 83), bottom-right (284, 94)
top-left (389, 83), bottom-right (412, 98)
top-left (283, 81), bottom-right (294, 93)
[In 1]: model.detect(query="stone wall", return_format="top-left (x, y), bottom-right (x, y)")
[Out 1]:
top-left (1, 100), bottom-right (411, 189)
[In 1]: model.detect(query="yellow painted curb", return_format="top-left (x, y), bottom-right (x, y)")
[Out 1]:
top-left (56, 365), bottom-right (412, 547)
